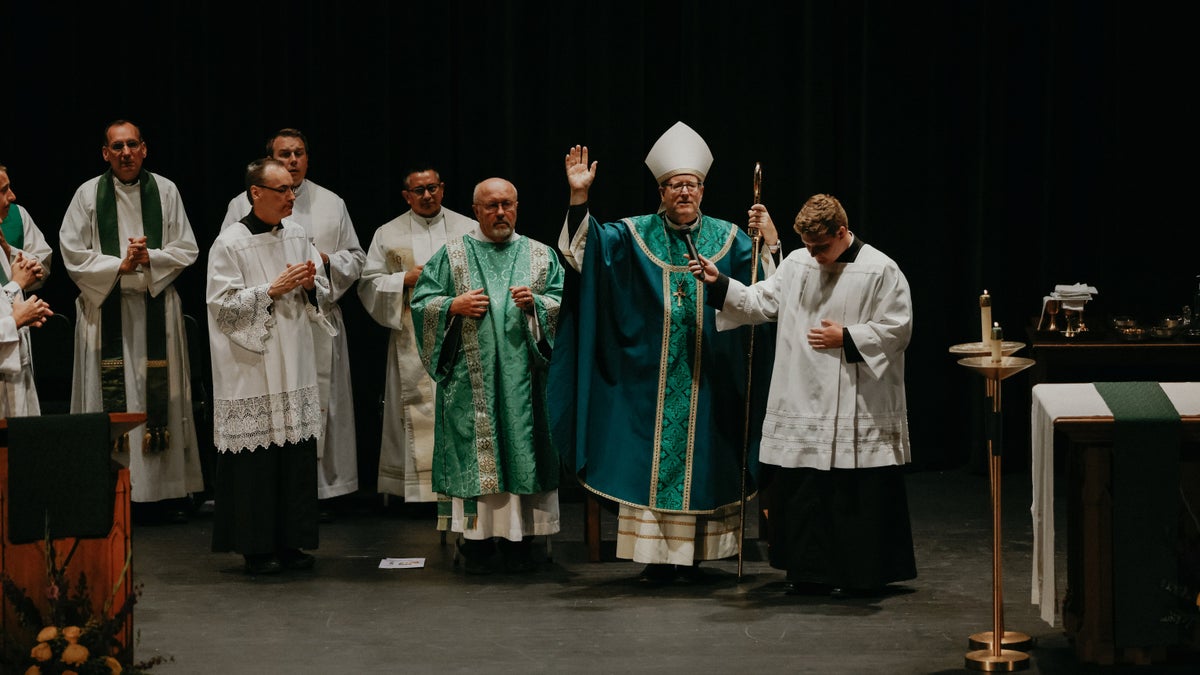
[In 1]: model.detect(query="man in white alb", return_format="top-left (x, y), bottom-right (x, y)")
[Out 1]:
top-left (59, 120), bottom-right (203, 523)
top-left (358, 165), bottom-right (476, 504)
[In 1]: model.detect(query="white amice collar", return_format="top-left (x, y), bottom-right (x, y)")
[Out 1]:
top-left (468, 226), bottom-right (519, 244)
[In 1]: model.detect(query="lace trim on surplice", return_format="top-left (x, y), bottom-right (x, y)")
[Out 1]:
top-left (213, 385), bottom-right (323, 453)
top-left (215, 285), bottom-right (273, 352)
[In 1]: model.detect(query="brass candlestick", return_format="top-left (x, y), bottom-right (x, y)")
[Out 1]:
top-left (950, 342), bottom-right (1035, 672)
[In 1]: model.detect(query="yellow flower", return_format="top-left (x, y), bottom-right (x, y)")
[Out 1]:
top-left (105, 655), bottom-right (124, 674)
top-left (61, 642), bottom-right (90, 665)
top-left (35, 626), bottom-right (58, 643)
top-left (1195, 591), bottom-right (1200, 608)
top-left (30, 642), bottom-right (52, 661)
top-left (64, 671), bottom-right (78, 675)
top-left (24, 665), bottom-right (42, 675)
top-left (62, 625), bottom-right (82, 644)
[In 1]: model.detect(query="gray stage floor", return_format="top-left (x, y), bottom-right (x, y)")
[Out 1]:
top-left (124, 469), bottom-right (1197, 674)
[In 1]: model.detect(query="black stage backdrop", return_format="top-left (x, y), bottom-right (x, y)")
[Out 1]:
top-left (2, 1), bottom-right (1195, 479)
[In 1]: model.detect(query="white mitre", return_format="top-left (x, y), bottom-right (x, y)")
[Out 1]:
top-left (644, 121), bottom-right (713, 184)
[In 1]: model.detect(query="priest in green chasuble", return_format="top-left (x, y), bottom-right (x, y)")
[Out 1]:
top-left (410, 177), bottom-right (563, 574)
top-left (550, 123), bottom-right (779, 583)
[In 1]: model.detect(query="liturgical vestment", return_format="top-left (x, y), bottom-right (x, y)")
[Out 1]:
top-left (223, 179), bottom-right (364, 498)
top-left (410, 230), bottom-right (563, 540)
top-left (358, 207), bottom-right (476, 502)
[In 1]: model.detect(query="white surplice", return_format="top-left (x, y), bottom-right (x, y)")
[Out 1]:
top-left (206, 220), bottom-right (335, 453)
top-left (357, 207), bottom-right (476, 501)
top-left (223, 179), bottom-right (364, 498)
top-left (717, 241), bottom-right (913, 470)
top-left (59, 173), bottom-right (203, 503)
top-left (0, 251), bottom-right (40, 418)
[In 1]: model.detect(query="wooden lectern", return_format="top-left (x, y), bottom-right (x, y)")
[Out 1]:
top-left (0, 412), bottom-right (144, 662)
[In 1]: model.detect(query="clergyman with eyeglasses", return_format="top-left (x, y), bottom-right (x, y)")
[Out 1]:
top-left (221, 128), bottom-right (365, 518)
top-left (358, 165), bottom-right (476, 506)
top-left (550, 121), bottom-right (779, 584)
top-left (410, 177), bottom-right (564, 575)
top-left (58, 119), bottom-right (203, 524)
top-left (207, 157), bottom-right (337, 576)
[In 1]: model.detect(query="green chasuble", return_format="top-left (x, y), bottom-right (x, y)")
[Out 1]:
top-left (410, 233), bottom-right (564, 502)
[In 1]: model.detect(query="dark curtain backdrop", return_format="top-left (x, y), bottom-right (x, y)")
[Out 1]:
top-left (3, 1), bottom-right (1195, 482)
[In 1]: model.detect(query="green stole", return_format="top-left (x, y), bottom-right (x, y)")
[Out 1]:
top-left (96, 169), bottom-right (170, 454)
top-left (1, 203), bottom-right (24, 251)
top-left (0, 205), bottom-right (22, 284)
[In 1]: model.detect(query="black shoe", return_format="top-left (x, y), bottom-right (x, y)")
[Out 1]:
top-left (457, 538), bottom-right (495, 575)
top-left (244, 554), bottom-right (282, 575)
top-left (830, 586), bottom-right (884, 600)
top-left (638, 563), bottom-right (676, 584)
top-left (499, 538), bottom-right (537, 574)
top-left (279, 549), bottom-right (315, 571)
top-left (318, 509), bottom-right (335, 524)
top-left (675, 564), bottom-right (712, 585)
top-left (785, 581), bottom-right (832, 596)
top-left (167, 509), bottom-right (189, 524)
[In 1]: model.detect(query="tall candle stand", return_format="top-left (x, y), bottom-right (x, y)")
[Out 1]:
top-left (948, 339), bottom-right (1034, 672)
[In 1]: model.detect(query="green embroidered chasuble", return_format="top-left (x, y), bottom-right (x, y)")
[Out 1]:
top-left (410, 234), bottom-right (564, 502)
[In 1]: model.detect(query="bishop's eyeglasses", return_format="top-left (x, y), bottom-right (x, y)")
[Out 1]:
top-left (662, 180), bottom-right (703, 193)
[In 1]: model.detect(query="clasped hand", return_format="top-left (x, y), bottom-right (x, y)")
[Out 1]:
top-left (449, 286), bottom-right (537, 318)
top-left (13, 294), bottom-right (52, 329)
top-left (10, 252), bottom-right (44, 290)
top-left (119, 236), bottom-right (151, 274)
top-left (268, 260), bottom-right (317, 299)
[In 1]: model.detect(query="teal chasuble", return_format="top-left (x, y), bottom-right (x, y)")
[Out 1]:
top-left (411, 234), bottom-right (564, 529)
top-left (95, 169), bottom-right (171, 453)
top-left (548, 213), bottom-right (774, 514)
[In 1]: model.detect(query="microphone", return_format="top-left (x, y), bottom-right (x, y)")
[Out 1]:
top-left (682, 228), bottom-right (700, 265)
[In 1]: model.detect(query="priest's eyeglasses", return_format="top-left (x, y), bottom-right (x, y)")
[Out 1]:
top-left (663, 180), bottom-right (703, 193)
top-left (254, 184), bottom-right (297, 194)
top-left (108, 140), bottom-right (142, 152)
top-left (476, 200), bottom-right (517, 213)
top-left (405, 183), bottom-right (443, 196)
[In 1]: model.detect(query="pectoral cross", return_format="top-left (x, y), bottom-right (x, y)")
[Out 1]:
top-left (673, 280), bottom-right (689, 307)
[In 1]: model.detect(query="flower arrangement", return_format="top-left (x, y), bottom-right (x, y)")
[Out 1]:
top-left (1, 532), bottom-right (171, 674)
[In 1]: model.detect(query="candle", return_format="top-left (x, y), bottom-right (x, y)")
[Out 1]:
top-left (990, 322), bottom-right (1003, 363)
top-left (979, 290), bottom-right (992, 345)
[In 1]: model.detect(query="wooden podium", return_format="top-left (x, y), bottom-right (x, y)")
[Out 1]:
top-left (0, 412), bottom-right (144, 662)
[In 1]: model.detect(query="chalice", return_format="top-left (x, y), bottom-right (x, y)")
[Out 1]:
top-left (1045, 299), bottom-right (1060, 332)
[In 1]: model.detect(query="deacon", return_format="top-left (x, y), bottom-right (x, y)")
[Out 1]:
top-left (358, 165), bottom-right (476, 504)
top-left (689, 193), bottom-right (917, 598)
top-left (0, 164), bottom-right (53, 417)
top-left (550, 123), bottom-right (778, 584)
top-left (410, 177), bottom-right (563, 575)
top-left (222, 128), bottom-right (364, 514)
top-left (59, 120), bottom-right (203, 523)
top-left (208, 158), bottom-right (336, 575)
